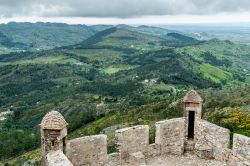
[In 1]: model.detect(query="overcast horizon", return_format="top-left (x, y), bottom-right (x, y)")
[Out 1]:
top-left (0, 0), bottom-right (250, 25)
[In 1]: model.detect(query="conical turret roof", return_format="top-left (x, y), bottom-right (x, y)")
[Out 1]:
top-left (183, 90), bottom-right (202, 104)
top-left (40, 110), bottom-right (67, 130)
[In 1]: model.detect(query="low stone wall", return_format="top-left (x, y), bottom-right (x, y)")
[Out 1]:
top-left (115, 125), bottom-right (149, 164)
top-left (155, 118), bottom-right (185, 155)
top-left (195, 120), bottom-right (230, 159)
top-left (233, 133), bottom-right (250, 160)
top-left (66, 135), bottom-right (108, 166)
top-left (46, 150), bottom-right (73, 166)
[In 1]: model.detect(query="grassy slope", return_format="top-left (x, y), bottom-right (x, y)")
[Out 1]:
top-left (198, 63), bottom-right (232, 83)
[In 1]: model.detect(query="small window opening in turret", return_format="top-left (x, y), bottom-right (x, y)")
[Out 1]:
top-left (188, 111), bottom-right (195, 139)
top-left (63, 137), bottom-right (66, 153)
top-left (51, 140), bottom-right (55, 147)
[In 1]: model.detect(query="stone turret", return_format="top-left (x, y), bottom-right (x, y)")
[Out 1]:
top-left (183, 90), bottom-right (202, 151)
top-left (40, 110), bottom-right (68, 165)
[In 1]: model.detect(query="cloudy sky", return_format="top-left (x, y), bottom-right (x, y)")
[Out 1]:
top-left (0, 0), bottom-right (250, 24)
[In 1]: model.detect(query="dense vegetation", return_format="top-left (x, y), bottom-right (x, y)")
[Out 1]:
top-left (0, 23), bottom-right (249, 165)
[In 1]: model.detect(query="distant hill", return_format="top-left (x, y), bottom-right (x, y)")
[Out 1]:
top-left (116, 24), bottom-right (173, 37)
top-left (74, 27), bottom-right (165, 50)
top-left (0, 23), bottom-right (179, 54)
top-left (89, 24), bottom-right (114, 32)
top-left (0, 22), bottom-right (97, 53)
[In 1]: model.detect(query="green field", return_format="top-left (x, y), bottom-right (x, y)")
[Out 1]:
top-left (198, 63), bottom-right (232, 83)
top-left (103, 65), bottom-right (138, 74)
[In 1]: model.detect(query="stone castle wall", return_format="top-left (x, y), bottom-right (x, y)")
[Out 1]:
top-left (46, 118), bottom-right (249, 166)
top-left (41, 91), bottom-right (250, 166)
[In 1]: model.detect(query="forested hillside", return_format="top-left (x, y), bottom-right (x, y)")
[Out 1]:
top-left (0, 24), bottom-right (249, 165)
top-left (0, 22), bottom-right (112, 54)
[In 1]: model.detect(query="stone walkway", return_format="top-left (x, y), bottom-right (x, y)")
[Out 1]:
top-left (147, 153), bottom-right (227, 166)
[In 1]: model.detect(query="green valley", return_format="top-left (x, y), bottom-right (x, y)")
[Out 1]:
top-left (0, 23), bottom-right (249, 165)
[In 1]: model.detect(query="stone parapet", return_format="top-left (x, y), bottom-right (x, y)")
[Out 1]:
top-left (115, 125), bottom-right (149, 164)
top-left (195, 120), bottom-right (230, 159)
top-left (41, 95), bottom-right (250, 166)
top-left (66, 135), bottom-right (108, 166)
top-left (42, 117), bottom-right (250, 166)
top-left (155, 118), bottom-right (185, 155)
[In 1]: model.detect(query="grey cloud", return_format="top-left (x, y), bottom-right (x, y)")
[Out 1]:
top-left (0, 0), bottom-right (250, 18)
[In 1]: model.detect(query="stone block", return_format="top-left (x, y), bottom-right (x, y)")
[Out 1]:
top-left (66, 135), bottom-right (108, 166)
top-left (195, 120), bottom-right (230, 159)
top-left (233, 133), bottom-right (250, 160)
top-left (155, 118), bottom-right (185, 155)
top-left (115, 125), bottom-right (149, 161)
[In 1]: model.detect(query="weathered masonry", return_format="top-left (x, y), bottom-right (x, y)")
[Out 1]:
top-left (40, 90), bottom-right (250, 166)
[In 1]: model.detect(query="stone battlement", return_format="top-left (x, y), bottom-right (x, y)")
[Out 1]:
top-left (40, 90), bottom-right (250, 166)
